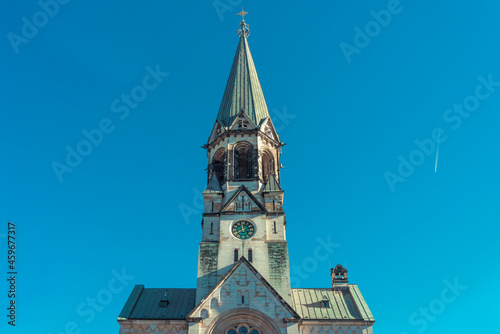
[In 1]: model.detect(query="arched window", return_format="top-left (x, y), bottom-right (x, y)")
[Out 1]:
top-left (234, 249), bottom-right (239, 262)
top-left (238, 120), bottom-right (249, 129)
top-left (221, 322), bottom-right (264, 334)
top-left (261, 151), bottom-right (274, 182)
top-left (234, 142), bottom-right (253, 179)
top-left (237, 148), bottom-right (248, 178)
top-left (239, 195), bottom-right (245, 211)
top-left (248, 249), bottom-right (253, 262)
top-left (224, 325), bottom-right (261, 334)
top-left (213, 148), bottom-right (225, 184)
top-left (237, 290), bottom-right (242, 304)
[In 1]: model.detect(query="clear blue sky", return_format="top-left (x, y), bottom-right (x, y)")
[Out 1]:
top-left (1, 0), bottom-right (499, 333)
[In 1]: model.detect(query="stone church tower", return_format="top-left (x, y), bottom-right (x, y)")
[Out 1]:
top-left (118, 16), bottom-right (375, 334)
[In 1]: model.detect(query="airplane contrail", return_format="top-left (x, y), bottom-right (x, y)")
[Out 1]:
top-left (434, 142), bottom-right (439, 173)
top-left (435, 123), bottom-right (441, 173)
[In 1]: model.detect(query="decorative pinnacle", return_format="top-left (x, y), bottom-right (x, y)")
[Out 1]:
top-left (237, 9), bottom-right (250, 38)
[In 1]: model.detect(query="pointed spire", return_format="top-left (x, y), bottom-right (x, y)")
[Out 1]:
top-left (264, 174), bottom-right (282, 192)
top-left (216, 17), bottom-right (270, 128)
top-left (204, 174), bottom-right (222, 193)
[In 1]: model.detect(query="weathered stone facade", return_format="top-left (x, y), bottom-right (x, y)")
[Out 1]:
top-left (198, 103), bottom-right (289, 304)
top-left (299, 324), bottom-right (373, 334)
top-left (189, 259), bottom-right (298, 334)
top-left (118, 321), bottom-right (188, 334)
top-left (118, 18), bottom-right (374, 334)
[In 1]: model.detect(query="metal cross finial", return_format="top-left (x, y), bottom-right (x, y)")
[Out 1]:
top-left (236, 9), bottom-right (250, 38)
top-left (236, 9), bottom-right (249, 21)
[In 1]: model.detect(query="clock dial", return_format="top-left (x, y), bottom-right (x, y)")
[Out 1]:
top-left (231, 221), bottom-right (255, 240)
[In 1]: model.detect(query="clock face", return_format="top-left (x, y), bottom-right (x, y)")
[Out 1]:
top-left (231, 221), bottom-right (255, 240)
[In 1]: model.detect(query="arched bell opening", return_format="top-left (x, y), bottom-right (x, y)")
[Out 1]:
top-left (234, 141), bottom-right (255, 179)
top-left (212, 148), bottom-right (226, 184)
top-left (261, 149), bottom-right (275, 183)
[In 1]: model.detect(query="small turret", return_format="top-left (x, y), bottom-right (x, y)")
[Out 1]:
top-left (331, 264), bottom-right (348, 290)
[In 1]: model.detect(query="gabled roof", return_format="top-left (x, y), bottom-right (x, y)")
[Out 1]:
top-left (204, 175), bottom-right (223, 193)
top-left (216, 35), bottom-right (270, 128)
top-left (118, 285), bottom-right (196, 320)
top-left (228, 109), bottom-right (257, 130)
top-left (207, 120), bottom-right (225, 145)
top-left (260, 117), bottom-right (280, 143)
top-left (291, 287), bottom-right (375, 322)
top-left (221, 185), bottom-right (266, 211)
top-left (187, 257), bottom-right (300, 320)
top-left (263, 174), bottom-right (282, 192)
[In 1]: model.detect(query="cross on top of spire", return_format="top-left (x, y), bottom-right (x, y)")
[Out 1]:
top-left (236, 9), bottom-right (248, 20)
top-left (237, 9), bottom-right (250, 38)
top-left (216, 9), bottom-right (270, 129)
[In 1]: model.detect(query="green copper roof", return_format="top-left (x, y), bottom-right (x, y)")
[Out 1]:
top-left (216, 35), bottom-right (270, 127)
top-left (118, 285), bottom-right (196, 320)
top-left (264, 174), bottom-right (282, 192)
top-left (291, 287), bottom-right (375, 322)
top-left (204, 174), bottom-right (222, 193)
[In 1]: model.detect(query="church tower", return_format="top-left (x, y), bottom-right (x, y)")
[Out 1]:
top-left (117, 14), bottom-right (375, 334)
top-left (196, 17), bottom-right (290, 305)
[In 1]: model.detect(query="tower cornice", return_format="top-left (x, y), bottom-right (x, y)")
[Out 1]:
top-left (205, 129), bottom-right (282, 151)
